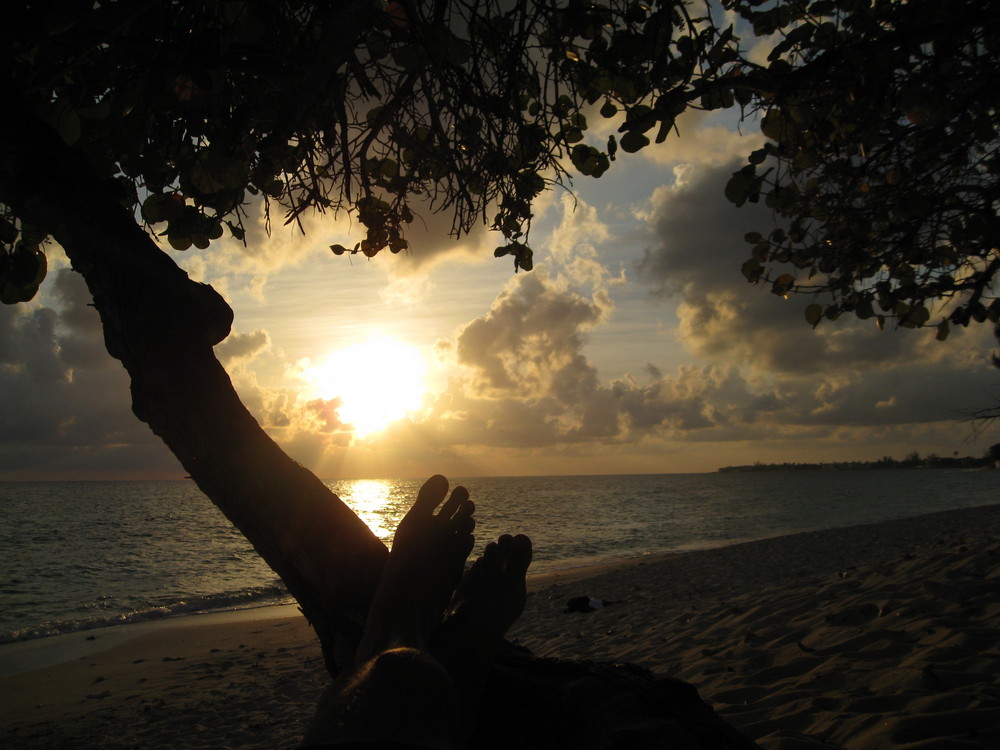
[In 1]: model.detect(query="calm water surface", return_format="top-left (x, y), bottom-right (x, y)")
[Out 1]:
top-left (0, 471), bottom-right (995, 642)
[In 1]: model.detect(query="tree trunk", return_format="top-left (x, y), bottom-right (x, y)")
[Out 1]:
top-left (0, 91), bottom-right (387, 671)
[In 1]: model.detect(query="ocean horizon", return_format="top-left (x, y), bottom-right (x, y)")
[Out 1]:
top-left (1, 469), bottom-right (996, 644)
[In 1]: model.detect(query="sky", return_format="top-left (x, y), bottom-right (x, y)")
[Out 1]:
top-left (2, 106), bottom-right (999, 480)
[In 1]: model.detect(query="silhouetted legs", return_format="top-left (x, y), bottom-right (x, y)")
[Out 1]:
top-left (302, 475), bottom-right (531, 749)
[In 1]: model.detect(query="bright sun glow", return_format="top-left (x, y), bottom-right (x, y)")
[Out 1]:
top-left (304, 338), bottom-right (427, 437)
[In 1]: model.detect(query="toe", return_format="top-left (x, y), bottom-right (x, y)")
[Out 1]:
top-left (509, 534), bottom-right (533, 575)
top-left (480, 540), bottom-right (503, 576)
top-left (439, 486), bottom-right (470, 520)
top-left (453, 499), bottom-right (475, 530)
top-left (458, 532), bottom-right (475, 562)
top-left (453, 510), bottom-right (476, 536)
top-left (411, 474), bottom-right (450, 516)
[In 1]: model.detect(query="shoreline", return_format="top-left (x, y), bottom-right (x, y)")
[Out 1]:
top-left (2, 502), bottom-right (999, 748)
top-left (8, 498), bottom-right (998, 656)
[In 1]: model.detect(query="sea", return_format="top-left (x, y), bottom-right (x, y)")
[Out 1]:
top-left (0, 470), bottom-right (996, 644)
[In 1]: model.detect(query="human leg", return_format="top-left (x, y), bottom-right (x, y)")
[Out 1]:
top-left (302, 475), bottom-right (474, 749)
top-left (301, 477), bottom-right (532, 749)
top-left (432, 533), bottom-right (533, 738)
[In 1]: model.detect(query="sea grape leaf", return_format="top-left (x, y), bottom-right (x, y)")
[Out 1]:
top-left (805, 303), bottom-right (823, 327)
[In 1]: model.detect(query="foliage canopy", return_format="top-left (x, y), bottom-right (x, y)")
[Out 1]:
top-left (2, 0), bottom-right (998, 344)
top-left (0, 0), bottom-right (743, 302)
top-left (728, 0), bottom-right (1000, 339)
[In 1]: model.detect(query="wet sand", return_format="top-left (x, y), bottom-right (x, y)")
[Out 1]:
top-left (2, 503), bottom-right (999, 748)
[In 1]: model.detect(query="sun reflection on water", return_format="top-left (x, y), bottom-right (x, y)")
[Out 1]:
top-left (331, 479), bottom-right (415, 547)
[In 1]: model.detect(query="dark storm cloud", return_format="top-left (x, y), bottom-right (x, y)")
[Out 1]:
top-left (635, 162), bottom-right (915, 374)
top-left (0, 270), bottom-right (181, 478)
top-left (631, 160), bottom-right (1000, 432)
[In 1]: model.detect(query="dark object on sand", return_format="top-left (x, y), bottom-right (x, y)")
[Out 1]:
top-left (566, 596), bottom-right (610, 613)
top-left (474, 644), bottom-right (762, 749)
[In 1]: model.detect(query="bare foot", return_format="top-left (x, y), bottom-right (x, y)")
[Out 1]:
top-left (431, 533), bottom-right (532, 737)
top-left (356, 474), bottom-right (475, 662)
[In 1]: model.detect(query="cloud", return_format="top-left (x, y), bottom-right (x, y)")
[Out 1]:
top-left (424, 268), bottom-right (770, 448)
top-left (637, 162), bottom-right (915, 372)
top-left (0, 265), bottom-right (353, 479)
top-left (0, 269), bottom-right (182, 478)
top-left (4, 146), bottom-right (996, 481)
top-left (328, 172), bottom-right (999, 467)
top-left (631, 158), bottom-right (1000, 433)
top-left (454, 271), bottom-right (612, 398)
top-left (215, 329), bottom-right (271, 365)
top-left (644, 110), bottom-right (764, 169)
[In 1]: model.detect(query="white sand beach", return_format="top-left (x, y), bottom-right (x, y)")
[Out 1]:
top-left (2, 503), bottom-right (999, 749)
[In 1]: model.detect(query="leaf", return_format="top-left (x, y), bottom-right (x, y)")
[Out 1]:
top-left (391, 44), bottom-right (425, 70)
top-left (365, 31), bottom-right (390, 59)
top-left (588, 152), bottom-right (610, 177)
top-left (206, 221), bottom-right (224, 240)
top-left (168, 233), bottom-right (192, 251)
top-left (909, 305), bottom-right (930, 326)
top-left (725, 171), bottom-right (751, 207)
top-left (141, 194), bottom-right (164, 223)
top-left (330, 244), bottom-right (349, 255)
top-left (570, 145), bottom-right (609, 177)
top-left (77, 100), bottom-right (111, 120)
top-left (226, 221), bottom-right (245, 241)
top-left (0, 219), bottom-right (16, 245)
top-left (989, 300), bottom-right (1000, 323)
top-left (600, 100), bottom-right (617, 118)
top-left (263, 179), bottom-right (284, 197)
top-left (619, 130), bottom-right (649, 153)
top-left (43, 100), bottom-right (82, 146)
top-left (655, 116), bottom-right (674, 144)
top-left (761, 109), bottom-right (791, 141)
top-left (8, 243), bottom-right (47, 289)
top-left (741, 258), bottom-right (762, 283)
top-left (935, 320), bottom-right (949, 341)
top-left (771, 273), bottom-right (795, 297)
top-left (514, 245), bottom-right (533, 272)
top-left (805, 303), bottom-right (823, 327)
top-left (624, 104), bottom-right (656, 134)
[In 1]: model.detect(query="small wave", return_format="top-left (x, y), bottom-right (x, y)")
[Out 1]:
top-left (0, 583), bottom-right (292, 644)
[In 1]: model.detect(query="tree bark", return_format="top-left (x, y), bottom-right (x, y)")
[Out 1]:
top-left (0, 91), bottom-right (387, 671)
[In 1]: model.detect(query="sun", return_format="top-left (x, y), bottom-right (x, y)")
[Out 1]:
top-left (303, 337), bottom-right (427, 437)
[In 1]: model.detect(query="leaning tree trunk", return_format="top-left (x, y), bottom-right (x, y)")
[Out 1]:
top-left (0, 92), bottom-right (760, 750)
top-left (0, 92), bottom-right (388, 671)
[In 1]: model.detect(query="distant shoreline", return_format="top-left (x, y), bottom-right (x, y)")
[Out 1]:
top-left (718, 455), bottom-right (995, 472)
